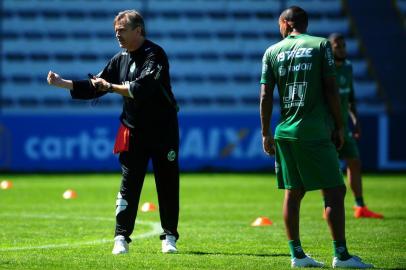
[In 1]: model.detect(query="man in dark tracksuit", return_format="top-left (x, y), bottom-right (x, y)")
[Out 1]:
top-left (47, 10), bottom-right (179, 254)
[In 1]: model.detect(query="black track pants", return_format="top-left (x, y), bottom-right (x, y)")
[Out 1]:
top-left (114, 129), bottom-right (179, 243)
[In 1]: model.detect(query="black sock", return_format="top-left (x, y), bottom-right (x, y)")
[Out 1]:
top-left (355, 196), bottom-right (365, 207)
top-left (333, 240), bottom-right (351, 260)
top-left (288, 240), bottom-right (306, 259)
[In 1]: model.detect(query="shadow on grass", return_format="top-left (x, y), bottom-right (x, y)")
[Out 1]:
top-left (184, 250), bottom-right (289, 258)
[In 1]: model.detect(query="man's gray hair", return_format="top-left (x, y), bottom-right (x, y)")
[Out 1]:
top-left (114, 10), bottom-right (146, 36)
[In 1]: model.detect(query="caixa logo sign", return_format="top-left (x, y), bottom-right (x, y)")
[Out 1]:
top-left (180, 127), bottom-right (266, 159)
top-left (24, 128), bottom-right (114, 160)
top-left (22, 127), bottom-right (266, 162)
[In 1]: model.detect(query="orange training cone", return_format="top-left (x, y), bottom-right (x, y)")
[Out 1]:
top-left (251, 216), bottom-right (273, 226)
top-left (0, 180), bottom-right (13, 190)
top-left (62, 189), bottom-right (77, 199)
top-left (141, 202), bottom-right (157, 212)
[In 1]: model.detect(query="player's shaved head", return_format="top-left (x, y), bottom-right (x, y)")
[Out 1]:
top-left (329, 33), bottom-right (345, 43)
top-left (279, 6), bottom-right (308, 32)
top-left (329, 33), bottom-right (347, 62)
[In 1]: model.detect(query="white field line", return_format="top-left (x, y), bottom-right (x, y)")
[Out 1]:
top-left (0, 213), bottom-right (161, 251)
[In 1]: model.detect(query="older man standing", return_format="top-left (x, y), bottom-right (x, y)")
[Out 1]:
top-left (47, 10), bottom-right (180, 255)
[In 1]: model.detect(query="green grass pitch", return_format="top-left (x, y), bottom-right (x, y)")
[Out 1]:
top-left (0, 173), bottom-right (405, 269)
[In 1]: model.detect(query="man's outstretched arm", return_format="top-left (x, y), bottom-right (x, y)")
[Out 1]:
top-left (47, 71), bottom-right (73, 90)
top-left (47, 70), bottom-right (108, 100)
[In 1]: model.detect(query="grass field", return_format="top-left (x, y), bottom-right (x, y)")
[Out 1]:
top-left (0, 173), bottom-right (405, 269)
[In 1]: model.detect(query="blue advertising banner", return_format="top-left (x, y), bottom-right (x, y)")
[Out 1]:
top-left (0, 113), bottom-right (404, 172)
top-left (0, 115), bottom-right (118, 171)
top-left (179, 113), bottom-right (279, 171)
top-left (0, 113), bottom-right (277, 172)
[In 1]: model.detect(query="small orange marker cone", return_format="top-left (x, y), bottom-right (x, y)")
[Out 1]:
top-left (62, 189), bottom-right (77, 199)
top-left (251, 216), bottom-right (273, 226)
top-left (141, 202), bottom-right (157, 212)
top-left (0, 180), bottom-right (13, 190)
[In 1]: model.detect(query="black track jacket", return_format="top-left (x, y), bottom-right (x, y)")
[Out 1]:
top-left (70, 39), bottom-right (178, 132)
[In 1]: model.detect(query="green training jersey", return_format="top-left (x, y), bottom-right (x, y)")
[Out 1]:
top-left (261, 33), bottom-right (336, 141)
top-left (336, 60), bottom-right (355, 137)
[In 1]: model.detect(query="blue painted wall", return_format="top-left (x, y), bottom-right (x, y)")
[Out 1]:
top-left (0, 112), bottom-right (404, 172)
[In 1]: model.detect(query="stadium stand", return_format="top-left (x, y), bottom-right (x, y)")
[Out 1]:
top-left (346, 0), bottom-right (405, 113)
top-left (396, 0), bottom-right (406, 24)
top-left (1, 0), bottom-right (384, 113)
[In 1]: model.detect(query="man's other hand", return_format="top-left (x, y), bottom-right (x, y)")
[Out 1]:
top-left (90, 77), bottom-right (112, 92)
top-left (332, 128), bottom-right (344, 150)
top-left (262, 135), bottom-right (276, 156)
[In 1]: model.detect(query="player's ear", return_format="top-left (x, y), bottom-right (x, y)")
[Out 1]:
top-left (281, 19), bottom-right (289, 26)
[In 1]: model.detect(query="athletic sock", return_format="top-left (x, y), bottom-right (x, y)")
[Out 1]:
top-left (333, 240), bottom-right (351, 260)
top-left (288, 239), bottom-right (306, 259)
top-left (355, 196), bottom-right (365, 207)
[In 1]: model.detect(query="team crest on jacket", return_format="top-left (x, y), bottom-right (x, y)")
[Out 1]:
top-left (167, 150), bottom-right (176, 161)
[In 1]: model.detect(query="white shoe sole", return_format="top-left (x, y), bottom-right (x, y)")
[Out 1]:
top-left (112, 250), bottom-right (128, 255)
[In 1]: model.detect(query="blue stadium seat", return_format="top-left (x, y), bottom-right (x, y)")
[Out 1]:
top-left (286, 0), bottom-right (342, 16)
top-left (396, 0), bottom-right (406, 14)
top-left (3, 0), bottom-right (142, 11)
top-left (354, 82), bottom-right (377, 99)
top-left (0, 0), bottom-right (381, 112)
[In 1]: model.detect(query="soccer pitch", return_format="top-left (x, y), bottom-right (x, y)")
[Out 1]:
top-left (0, 173), bottom-right (405, 269)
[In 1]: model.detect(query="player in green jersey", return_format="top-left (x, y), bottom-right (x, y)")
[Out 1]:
top-left (329, 33), bottom-right (383, 219)
top-left (260, 6), bottom-right (373, 268)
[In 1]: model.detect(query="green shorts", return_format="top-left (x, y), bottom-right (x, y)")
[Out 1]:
top-left (274, 139), bottom-right (344, 191)
top-left (337, 136), bottom-right (360, 159)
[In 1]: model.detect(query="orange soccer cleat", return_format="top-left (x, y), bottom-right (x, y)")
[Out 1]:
top-left (353, 206), bottom-right (383, 219)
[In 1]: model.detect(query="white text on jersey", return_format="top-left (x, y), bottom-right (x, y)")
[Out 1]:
top-left (277, 48), bottom-right (313, 62)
